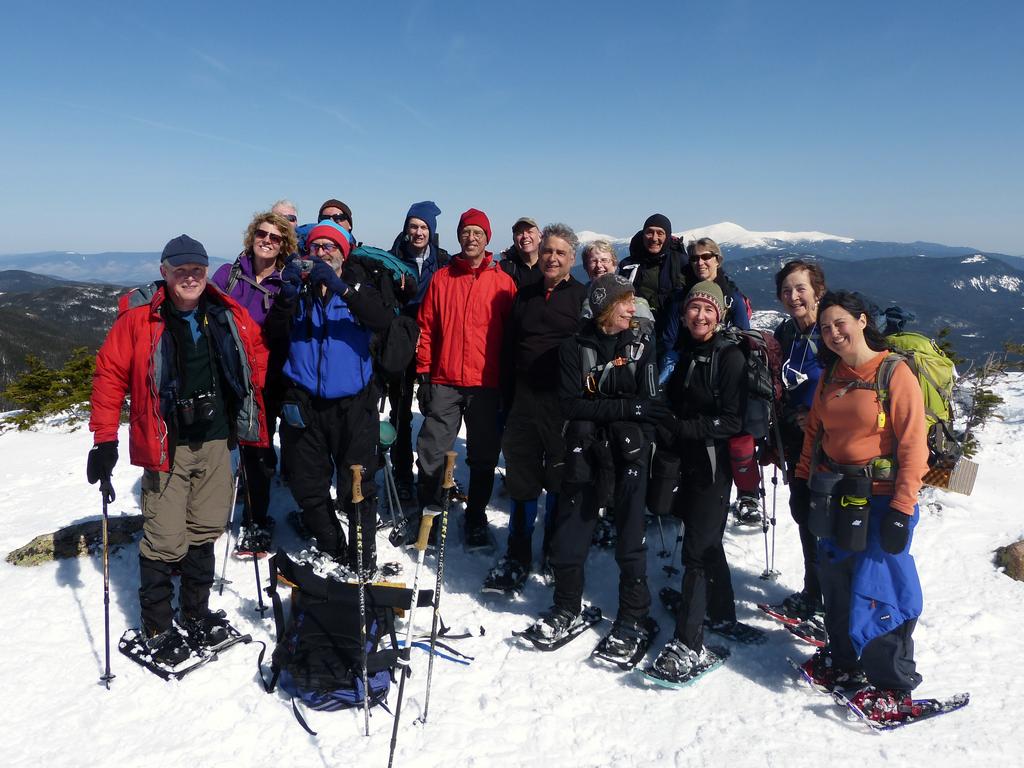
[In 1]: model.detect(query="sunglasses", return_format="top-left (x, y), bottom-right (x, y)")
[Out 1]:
top-left (283, 214), bottom-right (298, 223)
top-left (309, 241), bottom-right (339, 254)
top-left (691, 252), bottom-right (717, 262)
top-left (319, 213), bottom-right (350, 224)
top-left (255, 228), bottom-right (283, 245)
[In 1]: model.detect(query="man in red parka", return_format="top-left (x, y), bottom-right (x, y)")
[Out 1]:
top-left (412, 208), bottom-right (516, 549)
top-left (87, 234), bottom-right (266, 667)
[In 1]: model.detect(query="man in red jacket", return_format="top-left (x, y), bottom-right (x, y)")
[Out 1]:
top-left (413, 208), bottom-right (517, 548)
top-left (87, 235), bottom-right (266, 668)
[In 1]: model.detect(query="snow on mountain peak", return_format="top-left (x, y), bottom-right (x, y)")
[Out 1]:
top-left (577, 222), bottom-right (853, 249)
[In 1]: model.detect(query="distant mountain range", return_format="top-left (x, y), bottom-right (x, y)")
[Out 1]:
top-left (1, 223), bottom-right (1020, 407)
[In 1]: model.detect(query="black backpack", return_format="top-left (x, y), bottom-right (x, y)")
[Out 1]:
top-left (260, 552), bottom-right (430, 734)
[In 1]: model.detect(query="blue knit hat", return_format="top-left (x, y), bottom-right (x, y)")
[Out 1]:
top-left (161, 234), bottom-right (209, 267)
top-left (405, 201), bottom-right (441, 236)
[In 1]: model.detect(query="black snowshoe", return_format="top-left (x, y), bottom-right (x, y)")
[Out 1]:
top-left (482, 556), bottom-right (529, 595)
top-left (659, 587), bottom-right (767, 645)
top-left (119, 620), bottom-right (251, 681)
top-left (591, 615), bottom-right (659, 670)
top-left (516, 605), bottom-right (603, 651)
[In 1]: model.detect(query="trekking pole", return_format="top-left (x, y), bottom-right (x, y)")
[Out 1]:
top-left (759, 465), bottom-right (781, 581)
top-left (350, 464), bottom-right (371, 737)
top-left (654, 515), bottom-right (669, 558)
top-left (387, 508), bottom-right (441, 768)
top-left (238, 462), bottom-right (269, 615)
top-left (216, 463), bottom-right (242, 596)
top-left (419, 450), bottom-right (457, 725)
top-left (663, 519), bottom-right (683, 577)
top-left (98, 479), bottom-right (116, 689)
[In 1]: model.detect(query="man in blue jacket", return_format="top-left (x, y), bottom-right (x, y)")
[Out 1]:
top-left (264, 220), bottom-right (394, 576)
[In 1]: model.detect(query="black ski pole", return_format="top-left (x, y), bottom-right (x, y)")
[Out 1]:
top-left (238, 461), bottom-right (268, 615)
top-left (663, 519), bottom-right (683, 577)
top-left (654, 515), bottom-right (669, 558)
top-left (216, 464), bottom-right (242, 596)
top-left (350, 464), bottom-right (371, 737)
top-left (98, 478), bottom-right (116, 689)
top-left (419, 450), bottom-right (457, 725)
top-left (387, 508), bottom-right (440, 768)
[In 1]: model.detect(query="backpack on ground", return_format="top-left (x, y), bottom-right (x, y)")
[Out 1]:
top-left (260, 552), bottom-right (427, 734)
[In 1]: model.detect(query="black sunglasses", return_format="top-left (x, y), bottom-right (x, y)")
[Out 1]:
top-left (255, 228), bottom-right (283, 245)
top-left (283, 214), bottom-right (298, 223)
top-left (319, 213), bottom-right (350, 224)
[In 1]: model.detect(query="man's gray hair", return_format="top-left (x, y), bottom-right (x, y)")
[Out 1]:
top-left (541, 222), bottom-right (579, 254)
top-left (272, 198), bottom-right (298, 214)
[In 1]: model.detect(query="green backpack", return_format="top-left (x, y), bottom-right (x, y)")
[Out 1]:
top-left (867, 332), bottom-right (960, 467)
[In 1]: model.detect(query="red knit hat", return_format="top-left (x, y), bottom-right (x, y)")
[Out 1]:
top-left (457, 208), bottom-right (491, 244)
top-left (306, 221), bottom-right (353, 260)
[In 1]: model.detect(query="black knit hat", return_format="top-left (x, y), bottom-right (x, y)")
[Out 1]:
top-left (318, 199), bottom-right (353, 226)
top-left (643, 213), bottom-right (672, 235)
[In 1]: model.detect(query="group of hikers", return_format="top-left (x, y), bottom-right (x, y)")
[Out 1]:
top-left (86, 198), bottom-right (931, 722)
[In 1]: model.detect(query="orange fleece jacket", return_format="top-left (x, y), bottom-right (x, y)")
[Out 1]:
top-left (796, 351), bottom-right (928, 515)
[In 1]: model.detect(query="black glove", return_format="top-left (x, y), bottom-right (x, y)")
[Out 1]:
top-left (280, 259), bottom-right (303, 300)
top-left (309, 260), bottom-right (350, 297)
top-left (416, 374), bottom-right (432, 415)
top-left (880, 507), bottom-right (911, 554)
top-left (87, 441), bottom-right (118, 503)
top-left (625, 399), bottom-right (674, 424)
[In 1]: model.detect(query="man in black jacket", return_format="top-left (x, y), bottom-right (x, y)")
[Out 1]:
top-left (483, 223), bottom-right (587, 593)
top-left (617, 213), bottom-right (687, 337)
top-left (499, 216), bottom-right (544, 288)
top-left (387, 201), bottom-right (450, 501)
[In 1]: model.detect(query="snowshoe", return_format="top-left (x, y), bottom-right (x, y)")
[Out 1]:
top-left (704, 617), bottom-right (768, 646)
top-left (118, 625), bottom-right (252, 681)
top-left (234, 519), bottom-right (274, 559)
top-left (591, 615), bottom-right (659, 670)
top-left (835, 687), bottom-right (970, 730)
top-left (641, 640), bottom-right (729, 688)
top-left (482, 556), bottom-right (529, 595)
top-left (178, 608), bottom-right (234, 649)
top-left (464, 522), bottom-right (497, 554)
top-left (591, 516), bottom-right (617, 549)
top-left (790, 648), bottom-right (867, 692)
top-left (758, 591), bottom-right (823, 626)
top-left (732, 495), bottom-right (762, 526)
top-left (515, 605), bottom-right (603, 651)
top-left (785, 615), bottom-right (827, 647)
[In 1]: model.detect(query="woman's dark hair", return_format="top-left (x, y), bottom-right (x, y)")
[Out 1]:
top-left (774, 259), bottom-right (826, 300)
top-left (816, 290), bottom-right (889, 367)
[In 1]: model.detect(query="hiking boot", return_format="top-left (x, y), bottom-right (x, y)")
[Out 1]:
top-left (464, 521), bottom-right (493, 551)
top-left (780, 590), bottom-right (823, 622)
top-left (178, 608), bottom-right (232, 648)
top-left (482, 556), bottom-right (529, 593)
top-left (800, 648), bottom-right (867, 690)
top-left (592, 517), bottom-right (617, 549)
top-left (528, 606), bottom-right (579, 643)
top-left (649, 639), bottom-right (718, 683)
top-left (849, 686), bottom-right (917, 723)
top-left (395, 478), bottom-right (416, 505)
top-left (734, 494), bottom-right (761, 525)
top-left (143, 626), bottom-right (192, 666)
top-left (596, 617), bottom-right (655, 663)
top-left (236, 520), bottom-right (274, 557)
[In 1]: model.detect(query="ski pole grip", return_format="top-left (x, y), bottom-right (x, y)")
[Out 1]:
top-left (416, 508), bottom-right (441, 552)
top-left (442, 450), bottom-right (457, 491)
top-left (350, 465), bottom-right (364, 504)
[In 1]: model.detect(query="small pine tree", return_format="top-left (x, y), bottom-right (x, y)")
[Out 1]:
top-left (1, 347), bottom-right (96, 430)
top-left (935, 326), bottom-right (966, 366)
top-left (957, 352), bottom-right (1007, 459)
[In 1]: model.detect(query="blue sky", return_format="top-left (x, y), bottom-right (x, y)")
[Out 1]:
top-left (1, 0), bottom-right (1021, 258)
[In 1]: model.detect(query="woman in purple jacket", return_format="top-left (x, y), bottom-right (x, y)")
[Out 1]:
top-left (211, 211), bottom-right (296, 556)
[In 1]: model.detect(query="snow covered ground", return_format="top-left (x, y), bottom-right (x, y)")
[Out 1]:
top-left (2, 375), bottom-right (1022, 768)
